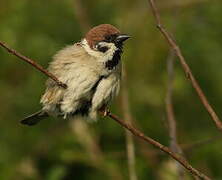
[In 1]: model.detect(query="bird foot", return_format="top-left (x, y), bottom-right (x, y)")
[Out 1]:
top-left (99, 106), bottom-right (110, 117)
top-left (103, 109), bottom-right (110, 117)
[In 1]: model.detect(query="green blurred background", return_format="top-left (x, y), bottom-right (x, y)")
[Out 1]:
top-left (1, 0), bottom-right (222, 179)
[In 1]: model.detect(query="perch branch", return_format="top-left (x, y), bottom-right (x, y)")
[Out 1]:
top-left (0, 41), bottom-right (67, 89)
top-left (104, 112), bottom-right (211, 180)
top-left (147, 0), bottom-right (222, 131)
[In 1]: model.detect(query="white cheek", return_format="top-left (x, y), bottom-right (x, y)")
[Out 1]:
top-left (81, 39), bottom-right (117, 63)
top-left (101, 43), bottom-right (117, 61)
top-left (82, 39), bottom-right (103, 58)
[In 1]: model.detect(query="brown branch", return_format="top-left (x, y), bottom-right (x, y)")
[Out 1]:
top-left (0, 41), bottom-right (67, 89)
top-left (104, 112), bottom-right (211, 180)
top-left (147, 0), bottom-right (222, 132)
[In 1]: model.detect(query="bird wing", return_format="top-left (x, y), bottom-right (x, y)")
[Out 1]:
top-left (60, 66), bottom-right (100, 116)
top-left (41, 43), bottom-right (101, 116)
top-left (89, 72), bottom-right (120, 118)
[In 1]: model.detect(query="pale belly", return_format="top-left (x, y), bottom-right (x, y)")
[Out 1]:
top-left (50, 73), bottom-right (120, 120)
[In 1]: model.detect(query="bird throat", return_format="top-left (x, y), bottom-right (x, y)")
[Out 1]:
top-left (105, 48), bottom-right (122, 70)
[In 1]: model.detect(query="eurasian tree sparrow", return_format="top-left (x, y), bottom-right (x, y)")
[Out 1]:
top-left (21, 24), bottom-right (130, 126)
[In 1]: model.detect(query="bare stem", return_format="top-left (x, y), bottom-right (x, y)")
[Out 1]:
top-left (183, 136), bottom-right (221, 153)
top-left (0, 41), bottom-right (67, 89)
top-left (73, 0), bottom-right (91, 33)
top-left (147, 0), bottom-right (222, 132)
top-left (166, 51), bottom-right (180, 152)
top-left (165, 50), bottom-right (187, 179)
top-left (121, 68), bottom-right (138, 180)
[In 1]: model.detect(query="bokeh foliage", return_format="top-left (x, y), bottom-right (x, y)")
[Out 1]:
top-left (1, 0), bottom-right (222, 179)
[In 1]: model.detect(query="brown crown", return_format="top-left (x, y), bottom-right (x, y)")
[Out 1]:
top-left (85, 24), bottom-right (120, 48)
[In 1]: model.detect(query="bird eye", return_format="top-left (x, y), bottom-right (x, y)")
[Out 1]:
top-left (105, 34), bottom-right (118, 42)
top-left (96, 43), bottom-right (109, 53)
top-left (105, 36), bottom-right (112, 42)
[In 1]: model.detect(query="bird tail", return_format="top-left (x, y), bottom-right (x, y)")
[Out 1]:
top-left (20, 110), bottom-right (48, 126)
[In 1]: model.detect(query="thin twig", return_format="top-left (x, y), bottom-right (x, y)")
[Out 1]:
top-left (139, 135), bottom-right (221, 157)
top-left (147, 0), bottom-right (222, 131)
top-left (159, 0), bottom-right (209, 11)
top-left (0, 41), bottom-right (67, 89)
top-left (73, 0), bottom-right (91, 33)
top-left (166, 50), bottom-right (186, 180)
top-left (121, 67), bottom-right (138, 180)
top-left (105, 112), bottom-right (211, 180)
top-left (166, 50), bottom-right (181, 154)
top-left (182, 136), bottom-right (221, 153)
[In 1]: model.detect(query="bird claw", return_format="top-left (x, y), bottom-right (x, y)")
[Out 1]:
top-left (99, 107), bottom-right (110, 117)
top-left (103, 109), bottom-right (110, 117)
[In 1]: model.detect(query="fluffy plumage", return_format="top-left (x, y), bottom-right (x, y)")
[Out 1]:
top-left (21, 24), bottom-right (129, 126)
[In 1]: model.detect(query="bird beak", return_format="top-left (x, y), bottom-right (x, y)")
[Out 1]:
top-left (116, 34), bottom-right (131, 43)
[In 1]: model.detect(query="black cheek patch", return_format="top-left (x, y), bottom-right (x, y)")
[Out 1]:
top-left (99, 46), bottom-right (108, 53)
top-left (97, 45), bottom-right (108, 53)
top-left (105, 34), bottom-right (118, 42)
top-left (105, 49), bottom-right (122, 70)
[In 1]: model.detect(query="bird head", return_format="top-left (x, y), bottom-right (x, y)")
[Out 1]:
top-left (85, 24), bottom-right (130, 53)
top-left (81, 24), bottom-right (130, 70)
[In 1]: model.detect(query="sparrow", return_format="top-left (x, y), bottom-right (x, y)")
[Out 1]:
top-left (21, 24), bottom-right (130, 126)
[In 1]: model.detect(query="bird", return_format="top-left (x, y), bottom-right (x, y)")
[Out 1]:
top-left (21, 24), bottom-right (130, 126)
